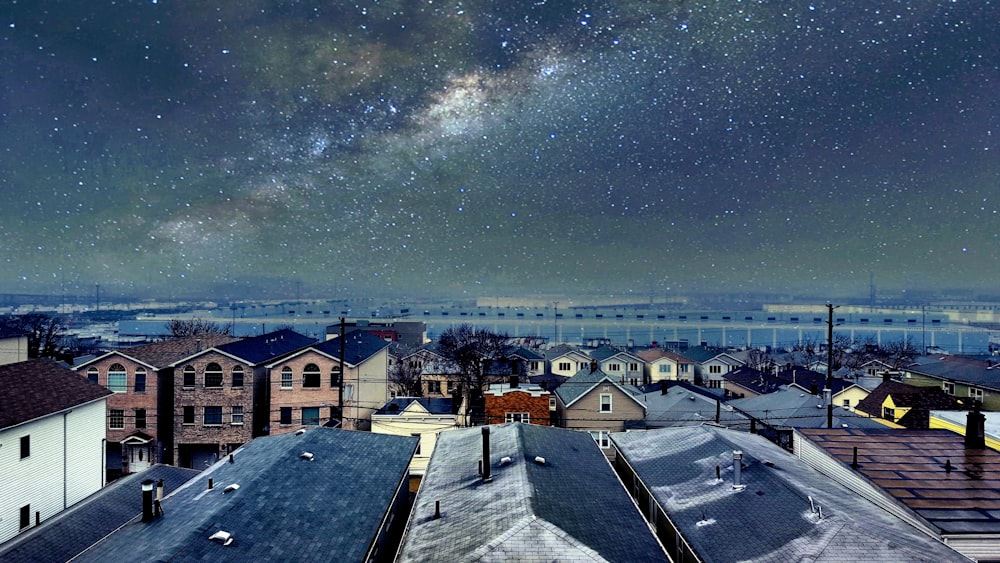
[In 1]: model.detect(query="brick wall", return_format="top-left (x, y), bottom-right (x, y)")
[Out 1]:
top-left (78, 355), bottom-right (159, 444)
top-left (173, 351), bottom-right (254, 464)
top-left (484, 389), bottom-right (551, 426)
top-left (269, 350), bottom-right (342, 435)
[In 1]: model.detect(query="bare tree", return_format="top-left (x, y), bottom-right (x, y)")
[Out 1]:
top-left (790, 336), bottom-right (822, 368)
top-left (389, 357), bottom-right (423, 397)
top-left (165, 318), bottom-right (232, 338)
top-left (877, 337), bottom-right (919, 370)
top-left (744, 348), bottom-right (775, 373)
top-left (437, 324), bottom-right (513, 421)
top-left (1, 313), bottom-right (67, 359)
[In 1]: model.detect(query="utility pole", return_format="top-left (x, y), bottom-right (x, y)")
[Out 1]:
top-left (338, 317), bottom-right (345, 427)
top-left (826, 303), bottom-right (837, 429)
top-left (553, 301), bottom-right (559, 345)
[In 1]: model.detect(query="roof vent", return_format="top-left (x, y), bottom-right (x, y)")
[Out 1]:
top-left (301, 452), bottom-right (315, 461)
top-left (534, 456), bottom-right (546, 465)
top-left (223, 483), bottom-right (240, 494)
top-left (500, 456), bottom-right (512, 466)
top-left (209, 530), bottom-right (234, 546)
top-left (295, 428), bottom-right (307, 436)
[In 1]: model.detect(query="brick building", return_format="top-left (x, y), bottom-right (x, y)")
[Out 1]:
top-left (483, 377), bottom-right (553, 426)
top-left (73, 334), bottom-right (234, 475)
top-left (168, 329), bottom-right (315, 468)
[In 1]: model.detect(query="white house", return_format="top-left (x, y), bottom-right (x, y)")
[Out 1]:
top-left (546, 346), bottom-right (592, 377)
top-left (0, 327), bottom-right (28, 366)
top-left (0, 359), bottom-right (112, 544)
top-left (371, 397), bottom-right (459, 483)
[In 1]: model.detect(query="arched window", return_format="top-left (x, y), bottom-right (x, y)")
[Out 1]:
top-left (231, 366), bottom-right (245, 388)
top-left (204, 363), bottom-right (223, 388)
top-left (303, 364), bottom-right (321, 388)
top-left (107, 364), bottom-right (127, 393)
top-left (330, 364), bottom-right (342, 388)
top-left (281, 366), bottom-right (293, 388)
top-left (183, 366), bottom-right (196, 387)
top-left (87, 367), bottom-right (99, 384)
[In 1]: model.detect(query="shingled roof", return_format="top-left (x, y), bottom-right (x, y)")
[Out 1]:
top-left (855, 380), bottom-right (965, 428)
top-left (302, 329), bottom-right (390, 366)
top-left (0, 359), bottom-right (112, 430)
top-left (77, 334), bottom-right (238, 371)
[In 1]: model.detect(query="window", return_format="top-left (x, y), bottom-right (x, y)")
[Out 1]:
top-left (109, 409), bottom-right (125, 430)
top-left (204, 363), bottom-right (223, 388)
top-left (558, 362), bottom-right (571, 371)
top-left (279, 407), bottom-right (292, 425)
top-left (204, 406), bottom-right (223, 426)
top-left (709, 365), bottom-right (723, 374)
top-left (232, 366), bottom-right (245, 388)
top-left (87, 367), bottom-right (99, 384)
top-left (589, 431), bottom-right (610, 449)
top-left (302, 407), bottom-right (320, 426)
top-left (659, 364), bottom-right (672, 374)
top-left (446, 381), bottom-right (456, 394)
top-left (883, 407), bottom-right (895, 422)
top-left (971, 388), bottom-right (985, 402)
top-left (427, 380), bottom-right (442, 394)
top-left (549, 397), bottom-right (557, 410)
top-left (505, 412), bottom-right (530, 423)
top-left (281, 367), bottom-right (293, 389)
top-left (134, 369), bottom-right (146, 393)
top-left (842, 399), bottom-right (850, 409)
top-left (600, 393), bottom-right (613, 413)
top-left (107, 363), bottom-right (127, 393)
top-left (608, 363), bottom-right (620, 371)
top-left (135, 408), bottom-right (147, 429)
top-left (303, 363), bottom-right (321, 388)
top-left (629, 363), bottom-right (639, 371)
top-left (680, 364), bottom-right (690, 373)
top-left (529, 361), bottom-right (539, 370)
top-left (20, 436), bottom-right (30, 459)
top-left (20, 505), bottom-right (30, 530)
top-left (412, 433), bottom-right (422, 456)
top-left (330, 365), bottom-right (342, 387)
top-left (943, 381), bottom-right (955, 395)
top-left (182, 406), bottom-right (195, 425)
top-left (231, 406), bottom-right (244, 425)
top-left (183, 366), bottom-right (196, 387)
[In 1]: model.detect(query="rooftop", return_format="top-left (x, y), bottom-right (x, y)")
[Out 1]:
top-left (214, 328), bottom-right (317, 365)
top-left (0, 359), bottom-right (113, 430)
top-left (728, 386), bottom-right (888, 430)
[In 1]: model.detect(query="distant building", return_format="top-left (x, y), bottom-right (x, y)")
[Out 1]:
top-left (0, 359), bottom-right (112, 544)
top-left (325, 319), bottom-right (427, 348)
top-left (483, 377), bottom-right (553, 426)
top-left (553, 364), bottom-right (646, 455)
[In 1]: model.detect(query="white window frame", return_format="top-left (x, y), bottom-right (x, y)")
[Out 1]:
top-left (600, 393), bottom-right (613, 413)
top-left (231, 406), bottom-right (244, 425)
top-left (558, 362), bottom-right (571, 371)
top-left (659, 364), bottom-right (671, 373)
top-left (281, 367), bottom-right (293, 389)
top-left (971, 388), bottom-right (985, 401)
top-left (608, 363), bottom-right (621, 372)
top-left (590, 431), bottom-right (610, 449)
top-left (109, 409), bottom-right (125, 430)
top-left (943, 381), bottom-right (955, 395)
top-left (505, 412), bottom-right (530, 424)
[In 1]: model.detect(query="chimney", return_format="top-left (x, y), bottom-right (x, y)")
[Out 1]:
top-left (141, 479), bottom-right (156, 522)
top-left (509, 375), bottom-right (519, 389)
top-left (481, 427), bottom-right (492, 482)
top-left (732, 451), bottom-right (745, 491)
top-left (590, 360), bottom-right (598, 373)
top-left (882, 370), bottom-right (891, 383)
top-left (196, 339), bottom-right (202, 353)
top-left (661, 380), bottom-right (668, 395)
top-left (966, 401), bottom-right (987, 449)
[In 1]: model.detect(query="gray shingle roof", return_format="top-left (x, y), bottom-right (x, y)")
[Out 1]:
top-left (0, 465), bottom-right (199, 562)
top-left (74, 427), bottom-right (416, 562)
top-left (728, 386), bottom-right (888, 429)
top-left (397, 423), bottom-right (668, 562)
top-left (0, 359), bottom-right (112, 430)
top-left (639, 385), bottom-right (750, 429)
top-left (306, 329), bottom-right (389, 366)
top-left (908, 355), bottom-right (1000, 390)
top-left (215, 328), bottom-right (317, 365)
top-left (611, 426), bottom-right (969, 562)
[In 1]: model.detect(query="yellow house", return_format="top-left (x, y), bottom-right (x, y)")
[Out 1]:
top-left (854, 380), bottom-right (963, 429)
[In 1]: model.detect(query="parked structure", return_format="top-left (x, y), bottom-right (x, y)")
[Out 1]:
top-left (0, 359), bottom-right (112, 544)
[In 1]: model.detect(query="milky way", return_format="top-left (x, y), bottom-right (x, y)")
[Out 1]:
top-left (1, 1), bottom-right (997, 301)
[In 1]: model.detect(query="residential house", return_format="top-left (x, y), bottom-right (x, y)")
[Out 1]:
top-left (676, 346), bottom-right (744, 389)
top-left (546, 345), bottom-right (591, 377)
top-left (903, 355), bottom-right (1000, 410)
top-left (611, 425), bottom-right (968, 563)
top-left (729, 386), bottom-right (889, 450)
top-left (266, 329), bottom-right (390, 433)
top-left (637, 381), bottom-right (750, 430)
top-left (72, 427), bottom-right (417, 562)
top-left (554, 364), bottom-right (646, 454)
top-left (396, 423), bottom-right (668, 562)
top-left (168, 329), bottom-right (315, 468)
top-left (506, 346), bottom-right (546, 377)
top-left (483, 377), bottom-right (552, 426)
top-left (0, 326), bottom-right (28, 365)
top-left (591, 345), bottom-right (646, 386)
top-left (636, 348), bottom-right (694, 384)
top-left (854, 379), bottom-right (965, 429)
top-left (0, 359), bottom-right (113, 544)
top-left (795, 426), bottom-right (1000, 561)
top-left (371, 397), bottom-right (458, 486)
top-left (0, 465), bottom-right (198, 561)
top-left (403, 343), bottom-right (461, 399)
top-left (325, 319), bottom-right (427, 348)
top-left (73, 335), bottom-right (235, 475)
top-left (931, 409), bottom-right (1000, 451)
top-left (722, 365), bottom-right (868, 409)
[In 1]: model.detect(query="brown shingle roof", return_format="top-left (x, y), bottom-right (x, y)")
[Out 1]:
top-left (123, 335), bottom-right (237, 368)
top-left (0, 359), bottom-right (113, 430)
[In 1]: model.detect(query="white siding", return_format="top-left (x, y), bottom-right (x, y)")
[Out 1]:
top-left (0, 399), bottom-right (107, 543)
top-left (0, 335), bottom-right (28, 366)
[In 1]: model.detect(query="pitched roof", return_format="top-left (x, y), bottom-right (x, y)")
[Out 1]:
top-left (637, 385), bottom-right (750, 430)
top-left (0, 465), bottom-right (199, 563)
top-left (305, 329), bottom-right (390, 366)
top-left (855, 380), bottom-right (966, 426)
top-left (77, 335), bottom-right (238, 371)
top-left (636, 348), bottom-right (690, 363)
top-left (509, 346), bottom-right (544, 361)
top-left (0, 359), bottom-right (113, 430)
top-left (799, 427), bottom-right (1000, 538)
top-left (73, 427), bottom-right (417, 562)
top-left (908, 355), bottom-right (1000, 390)
top-left (611, 426), bottom-right (968, 562)
top-left (554, 367), bottom-right (643, 409)
top-left (375, 397), bottom-right (454, 416)
top-left (397, 423), bottom-right (668, 562)
top-left (214, 329), bottom-right (316, 365)
top-left (728, 386), bottom-right (888, 430)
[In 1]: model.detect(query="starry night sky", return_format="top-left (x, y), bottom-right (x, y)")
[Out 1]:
top-left (1, 1), bottom-right (998, 301)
